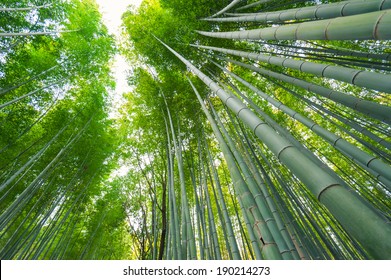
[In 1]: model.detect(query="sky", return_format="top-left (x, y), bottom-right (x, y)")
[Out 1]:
top-left (94, 0), bottom-right (142, 118)
top-left (95, 0), bottom-right (142, 177)
top-left (95, 0), bottom-right (142, 35)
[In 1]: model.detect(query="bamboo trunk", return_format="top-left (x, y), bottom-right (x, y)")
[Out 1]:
top-left (158, 38), bottom-right (391, 259)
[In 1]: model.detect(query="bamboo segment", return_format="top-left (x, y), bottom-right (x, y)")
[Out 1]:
top-left (191, 44), bottom-right (391, 93)
top-left (208, 0), bottom-right (243, 18)
top-left (197, 10), bottom-right (391, 40)
top-left (235, 0), bottom-right (276, 12)
top-left (0, 65), bottom-right (58, 97)
top-left (188, 78), bottom-right (283, 259)
top-left (203, 137), bottom-right (242, 260)
top-left (157, 38), bottom-right (391, 259)
top-left (208, 99), bottom-right (294, 259)
top-left (0, 80), bottom-right (64, 110)
top-left (225, 57), bottom-right (391, 124)
top-left (205, 0), bottom-right (391, 23)
top-left (210, 58), bottom-right (391, 187)
top-left (163, 95), bottom-right (197, 259)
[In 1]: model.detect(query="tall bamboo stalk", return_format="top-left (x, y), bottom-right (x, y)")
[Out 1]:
top-left (188, 77), bottom-right (282, 259)
top-left (209, 57), bottom-right (391, 186)
top-left (208, 0), bottom-right (244, 18)
top-left (157, 38), bottom-right (391, 259)
top-left (197, 10), bottom-right (391, 40)
top-left (191, 44), bottom-right (391, 94)
top-left (205, 0), bottom-right (391, 23)
top-left (208, 97), bottom-right (294, 259)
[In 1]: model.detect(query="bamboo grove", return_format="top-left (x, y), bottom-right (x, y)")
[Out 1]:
top-left (0, 0), bottom-right (127, 259)
top-left (1, 0), bottom-right (391, 260)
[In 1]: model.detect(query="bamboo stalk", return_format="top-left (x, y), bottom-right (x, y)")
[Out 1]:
top-left (191, 44), bottom-right (391, 93)
top-left (157, 38), bottom-right (391, 259)
top-left (204, 0), bottom-right (391, 23)
top-left (197, 10), bottom-right (391, 40)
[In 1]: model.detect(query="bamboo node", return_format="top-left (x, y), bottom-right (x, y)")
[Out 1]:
top-left (236, 106), bottom-right (249, 118)
top-left (294, 7), bottom-right (303, 21)
top-left (294, 22), bottom-right (301, 40)
top-left (276, 145), bottom-right (294, 160)
top-left (379, 0), bottom-right (387, 10)
top-left (365, 157), bottom-right (378, 168)
top-left (320, 64), bottom-right (331, 77)
top-left (273, 26), bottom-right (279, 40)
top-left (373, 10), bottom-right (388, 39)
top-left (324, 19), bottom-right (333, 40)
top-left (252, 122), bottom-right (267, 135)
top-left (340, 2), bottom-right (349, 17)
top-left (350, 70), bottom-right (364, 86)
top-left (331, 136), bottom-right (342, 147)
top-left (264, 218), bottom-right (275, 223)
top-left (317, 183), bottom-right (341, 201)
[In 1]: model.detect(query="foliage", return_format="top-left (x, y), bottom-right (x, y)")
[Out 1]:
top-left (0, 0), bottom-right (130, 259)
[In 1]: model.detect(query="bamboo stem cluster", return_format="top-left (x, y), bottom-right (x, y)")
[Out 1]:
top-left (155, 0), bottom-right (391, 259)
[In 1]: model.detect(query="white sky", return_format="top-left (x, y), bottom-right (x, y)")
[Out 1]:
top-left (95, 0), bottom-right (142, 35)
top-left (95, 0), bottom-right (142, 177)
top-left (95, 0), bottom-right (142, 118)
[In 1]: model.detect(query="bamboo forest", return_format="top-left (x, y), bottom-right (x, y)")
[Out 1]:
top-left (0, 0), bottom-right (390, 261)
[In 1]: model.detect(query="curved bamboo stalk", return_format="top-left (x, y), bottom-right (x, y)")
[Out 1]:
top-left (162, 95), bottom-right (197, 260)
top-left (223, 56), bottom-right (391, 124)
top-left (208, 0), bottom-right (243, 18)
top-left (208, 98), bottom-right (294, 259)
top-left (188, 77), bottom-right (282, 259)
top-left (162, 113), bottom-right (181, 259)
top-left (0, 65), bottom-right (58, 97)
top-left (191, 44), bottom-right (391, 93)
top-left (157, 38), bottom-right (391, 259)
top-left (196, 10), bottom-right (391, 40)
top-left (212, 57), bottom-right (391, 186)
top-left (205, 0), bottom-right (391, 23)
top-left (235, 0), bottom-right (276, 12)
top-left (0, 30), bottom-right (79, 37)
top-left (260, 42), bottom-right (391, 62)
top-left (0, 80), bottom-right (64, 110)
top-left (0, 4), bottom-right (53, 12)
top-left (218, 100), bottom-right (301, 259)
top-left (203, 136), bottom-right (242, 259)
